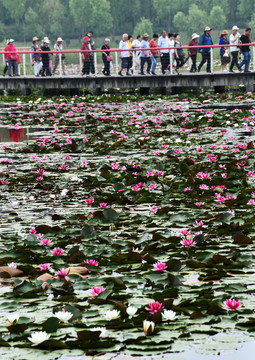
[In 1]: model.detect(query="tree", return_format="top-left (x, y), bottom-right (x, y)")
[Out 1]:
top-left (133, 17), bottom-right (153, 38)
top-left (209, 6), bottom-right (226, 31)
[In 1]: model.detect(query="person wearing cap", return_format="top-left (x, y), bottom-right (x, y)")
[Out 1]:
top-left (52, 37), bottom-right (66, 76)
top-left (101, 38), bottom-right (111, 76)
top-left (87, 31), bottom-right (96, 76)
top-left (2, 40), bottom-right (10, 76)
top-left (238, 28), bottom-right (252, 73)
top-left (140, 33), bottom-right (152, 75)
top-left (31, 36), bottom-right (42, 77)
top-left (198, 26), bottom-right (213, 73)
top-left (229, 26), bottom-right (241, 72)
top-left (40, 38), bottom-right (52, 76)
top-left (188, 33), bottom-right (199, 72)
top-left (5, 39), bottom-right (19, 77)
top-left (119, 33), bottom-right (131, 76)
top-left (219, 30), bottom-right (230, 72)
top-left (132, 35), bottom-right (142, 74)
top-left (81, 36), bottom-right (92, 77)
top-left (158, 30), bottom-right (171, 74)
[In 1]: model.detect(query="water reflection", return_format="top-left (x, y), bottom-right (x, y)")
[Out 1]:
top-left (0, 127), bottom-right (52, 143)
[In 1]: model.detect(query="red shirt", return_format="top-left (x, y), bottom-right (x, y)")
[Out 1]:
top-left (188, 39), bottom-right (198, 55)
top-left (5, 44), bottom-right (18, 60)
top-left (149, 40), bottom-right (158, 55)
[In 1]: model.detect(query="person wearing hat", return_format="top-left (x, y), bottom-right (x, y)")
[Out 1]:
top-left (229, 26), bottom-right (241, 72)
top-left (101, 38), bottom-right (111, 76)
top-left (187, 33), bottom-right (199, 72)
top-left (219, 30), bottom-right (230, 72)
top-left (31, 36), bottom-right (42, 77)
top-left (238, 28), bottom-right (252, 73)
top-left (40, 37), bottom-right (52, 76)
top-left (52, 37), bottom-right (66, 76)
top-left (81, 36), bottom-right (92, 77)
top-left (2, 39), bottom-right (10, 76)
top-left (5, 39), bottom-right (19, 77)
top-left (140, 33), bottom-right (152, 75)
top-left (198, 26), bottom-right (213, 73)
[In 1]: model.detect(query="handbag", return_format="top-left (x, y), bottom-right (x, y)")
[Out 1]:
top-left (107, 55), bottom-right (113, 61)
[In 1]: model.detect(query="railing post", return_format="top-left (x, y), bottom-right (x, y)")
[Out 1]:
top-left (115, 50), bottom-right (118, 75)
top-left (210, 48), bottom-right (213, 73)
top-left (23, 54), bottom-right (26, 76)
top-left (253, 45), bottom-right (255, 71)
top-left (2, 54), bottom-right (5, 65)
top-left (79, 52), bottom-right (82, 72)
top-left (170, 51), bottom-right (173, 75)
top-left (94, 51), bottom-right (97, 75)
top-left (59, 54), bottom-right (62, 76)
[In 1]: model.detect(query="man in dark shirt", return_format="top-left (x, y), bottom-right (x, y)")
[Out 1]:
top-left (239, 28), bottom-right (251, 72)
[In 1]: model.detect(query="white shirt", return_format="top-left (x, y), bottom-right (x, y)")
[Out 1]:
top-left (132, 39), bottom-right (141, 56)
top-left (119, 40), bottom-right (129, 58)
top-left (158, 36), bottom-right (170, 53)
top-left (54, 43), bottom-right (63, 58)
top-left (229, 33), bottom-right (240, 52)
top-left (169, 39), bottom-right (175, 56)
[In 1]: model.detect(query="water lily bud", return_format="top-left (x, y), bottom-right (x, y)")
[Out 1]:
top-left (6, 314), bottom-right (19, 326)
top-left (28, 331), bottom-right (50, 346)
top-left (126, 306), bottom-right (138, 318)
top-left (143, 320), bottom-right (155, 336)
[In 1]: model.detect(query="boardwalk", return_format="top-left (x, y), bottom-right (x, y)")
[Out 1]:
top-left (0, 72), bottom-right (254, 94)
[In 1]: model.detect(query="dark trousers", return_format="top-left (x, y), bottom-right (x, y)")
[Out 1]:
top-left (141, 57), bottom-right (152, 73)
top-left (82, 61), bottom-right (91, 75)
top-left (7, 60), bottom-right (18, 76)
top-left (198, 51), bottom-right (211, 72)
top-left (103, 59), bottom-right (110, 75)
top-left (42, 59), bottom-right (51, 76)
top-left (190, 54), bottom-right (197, 71)
top-left (90, 55), bottom-right (95, 74)
top-left (176, 56), bottom-right (185, 69)
top-left (161, 53), bottom-right (170, 73)
top-left (230, 51), bottom-right (239, 71)
top-left (127, 56), bottom-right (133, 71)
top-left (3, 62), bottom-right (8, 75)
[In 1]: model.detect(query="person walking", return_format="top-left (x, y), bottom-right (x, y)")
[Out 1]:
top-left (168, 32), bottom-right (175, 72)
top-left (140, 33), bottom-right (152, 75)
top-left (87, 31), bottom-right (96, 76)
top-left (132, 35), bottom-right (142, 74)
top-left (2, 40), bottom-right (9, 76)
top-left (119, 33), bottom-right (131, 76)
top-left (149, 33), bottom-right (159, 75)
top-left (127, 35), bottom-right (133, 74)
top-left (198, 26), bottom-right (213, 73)
top-left (31, 36), bottom-right (42, 77)
top-left (158, 30), bottom-right (171, 74)
top-left (188, 33), bottom-right (199, 72)
top-left (6, 39), bottom-right (19, 77)
top-left (81, 36), bottom-right (92, 77)
top-left (52, 37), bottom-right (66, 76)
top-left (101, 38), bottom-right (111, 76)
top-left (229, 25), bottom-right (241, 73)
top-left (174, 34), bottom-right (185, 75)
top-left (238, 28), bottom-right (252, 73)
top-left (219, 30), bottom-right (230, 72)
top-left (40, 37), bottom-right (52, 76)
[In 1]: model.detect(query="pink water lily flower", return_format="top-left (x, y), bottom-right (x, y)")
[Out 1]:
top-left (181, 238), bottom-right (196, 247)
top-left (85, 198), bottom-right (94, 206)
top-left (39, 263), bottom-right (51, 271)
top-left (51, 247), bottom-right (65, 256)
top-left (86, 259), bottom-right (99, 266)
top-left (56, 268), bottom-right (70, 279)
top-left (40, 238), bottom-right (52, 246)
top-left (90, 286), bottom-right (105, 297)
top-left (225, 298), bottom-right (241, 310)
top-left (146, 301), bottom-right (163, 314)
top-left (153, 262), bottom-right (167, 272)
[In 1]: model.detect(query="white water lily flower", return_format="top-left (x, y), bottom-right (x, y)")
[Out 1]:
top-left (143, 320), bottom-right (155, 336)
top-left (61, 189), bottom-right (69, 197)
top-left (103, 309), bottom-right (120, 321)
top-left (28, 331), bottom-right (50, 346)
top-left (126, 306), bottom-right (138, 318)
top-left (6, 314), bottom-right (19, 325)
top-left (93, 327), bottom-right (108, 338)
top-left (162, 309), bottom-right (177, 321)
top-left (54, 311), bottom-right (73, 322)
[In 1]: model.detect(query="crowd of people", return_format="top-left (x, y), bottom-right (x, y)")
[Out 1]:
top-left (2, 26), bottom-right (253, 77)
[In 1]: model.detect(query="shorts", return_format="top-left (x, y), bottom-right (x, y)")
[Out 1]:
top-left (121, 57), bottom-right (129, 69)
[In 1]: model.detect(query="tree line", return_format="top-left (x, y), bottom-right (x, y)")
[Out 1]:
top-left (0, 0), bottom-right (253, 45)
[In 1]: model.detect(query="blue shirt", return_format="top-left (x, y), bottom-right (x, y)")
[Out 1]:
top-left (158, 36), bottom-right (170, 53)
top-left (199, 33), bottom-right (213, 53)
top-left (141, 40), bottom-right (150, 57)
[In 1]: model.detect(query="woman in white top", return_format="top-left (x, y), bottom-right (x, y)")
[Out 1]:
top-left (52, 37), bottom-right (66, 75)
top-left (229, 26), bottom-right (241, 72)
